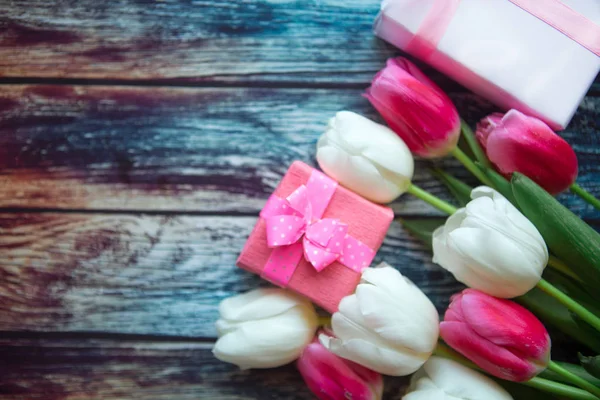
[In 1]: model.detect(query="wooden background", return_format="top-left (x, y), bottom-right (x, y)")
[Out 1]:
top-left (0, 1), bottom-right (598, 399)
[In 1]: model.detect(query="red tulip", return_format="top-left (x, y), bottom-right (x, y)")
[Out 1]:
top-left (365, 57), bottom-right (461, 158)
top-left (440, 289), bottom-right (551, 382)
top-left (297, 337), bottom-right (383, 400)
top-left (476, 109), bottom-right (578, 195)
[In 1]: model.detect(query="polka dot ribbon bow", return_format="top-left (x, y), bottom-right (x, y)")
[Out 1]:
top-left (259, 169), bottom-right (375, 287)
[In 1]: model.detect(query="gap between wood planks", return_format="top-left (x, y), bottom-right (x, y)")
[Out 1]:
top-left (0, 206), bottom-right (262, 217)
top-left (0, 77), bottom-right (371, 90)
top-left (0, 330), bottom-right (217, 345)
top-left (0, 77), bottom-right (598, 97)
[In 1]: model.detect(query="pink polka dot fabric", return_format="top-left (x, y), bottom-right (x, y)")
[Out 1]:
top-left (259, 169), bottom-right (376, 286)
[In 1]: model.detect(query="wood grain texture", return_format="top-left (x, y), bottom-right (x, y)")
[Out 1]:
top-left (1, 0), bottom-right (597, 92)
top-left (0, 213), bottom-right (462, 337)
top-left (0, 85), bottom-right (598, 218)
top-left (0, 337), bottom-right (408, 400)
top-left (0, 0), bottom-right (598, 398)
top-left (0, 0), bottom-right (392, 84)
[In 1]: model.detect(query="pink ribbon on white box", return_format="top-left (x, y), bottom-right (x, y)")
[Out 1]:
top-left (259, 169), bottom-right (375, 287)
top-left (404, 0), bottom-right (600, 58)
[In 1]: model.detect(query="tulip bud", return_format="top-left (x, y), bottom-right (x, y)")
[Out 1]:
top-left (319, 263), bottom-right (439, 376)
top-left (432, 186), bottom-right (548, 298)
top-left (403, 356), bottom-right (513, 400)
top-left (440, 289), bottom-right (551, 382)
top-left (213, 288), bottom-right (318, 369)
top-left (476, 109), bottom-right (578, 195)
top-left (316, 111), bottom-right (414, 203)
top-left (297, 337), bottom-right (383, 400)
top-left (365, 57), bottom-right (461, 158)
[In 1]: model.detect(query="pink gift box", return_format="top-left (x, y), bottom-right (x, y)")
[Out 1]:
top-left (237, 161), bottom-right (394, 312)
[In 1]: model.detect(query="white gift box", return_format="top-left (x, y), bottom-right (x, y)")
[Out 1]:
top-left (374, 0), bottom-right (600, 129)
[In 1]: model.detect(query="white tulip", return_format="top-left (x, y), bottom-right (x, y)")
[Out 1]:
top-left (432, 186), bottom-right (548, 298)
top-left (319, 263), bottom-right (439, 376)
top-left (316, 111), bottom-right (414, 203)
top-left (403, 356), bottom-right (513, 400)
top-left (213, 288), bottom-right (318, 369)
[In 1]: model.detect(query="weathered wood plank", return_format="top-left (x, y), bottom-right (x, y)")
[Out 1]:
top-left (0, 337), bottom-right (409, 400)
top-left (0, 85), bottom-right (598, 218)
top-left (0, 213), bottom-right (461, 337)
top-left (1, 0), bottom-right (598, 93)
top-left (0, 0), bottom-right (392, 85)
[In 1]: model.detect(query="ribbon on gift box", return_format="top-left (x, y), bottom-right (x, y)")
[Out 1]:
top-left (404, 0), bottom-right (600, 59)
top-left (259, 169), bottom-right (375, 287)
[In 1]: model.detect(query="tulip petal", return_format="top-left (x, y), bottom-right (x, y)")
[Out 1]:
top-left (218, 288), bottom-right (310, 323)
top-left (355, 284), bottom-right (438, 354)
top-left (349, 360), bottom-right (384, 400)
top-left (332, 295), bottom-right (390, 349)
top-left (320, 334), bottom-right (427, 376)
top-left (365, 60), bottom-right (460, 158)
top-left (331, 110), bottom-right (415, 179)
top-left (410, 357), bottom-right (514, 400)
top-left (297, 341), bottom-right (380, 400)
top-left (214, 304), bottom-right (317, 369)
top-left (365, 90), bottom-right (428, 152)
top-left (440, 320), bottom-right (539, 381)
top-left (433, 188), bottom-right (548, 299)
top-left (403, 388), bottom-right (449, 400)
top-left (484, 109), bottom-right (578, 194)
top-left (446, 227), bottom-right (543, 297)
top-left (388, 58), bottom-right (441, 92)
top-left (316, 111), bottom-right (414, 203)
top-left (360, 264), bottom-right (408, 297)
top-left (460, 290), bottom-right (550, 362)
top-left (468, 187), bottom-right (548, 264)
top-left (434, 225), bottom-right (514, 297)
top-left (443, 292), bottom-right (466, 323)
top-left (476, 113), bottom-right (504, 151)
top-left (317, 143), bottom-right (403, 204)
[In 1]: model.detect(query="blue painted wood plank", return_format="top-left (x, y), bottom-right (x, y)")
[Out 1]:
top-left (0, 0), bottom-right (597, 94)
top-left (0, 85), bottom-right (597, 219)
top-left (0, 213), bottom-right (461, 337)
top-left (0, 338), bottom-right (411, 400)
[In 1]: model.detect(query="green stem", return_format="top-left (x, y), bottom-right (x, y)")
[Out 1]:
top-left (434, 342), bottom-right (598, 400)
top-left (407, 184), bottom-right (458, 215)
top-left (318, 316), bottom-right (331, 327)
top-left (522, 376), bottom-right (598, 400)
top-left (571, 183), bottom-right (600, 211)
top-left (450, 146), bottom-right (495, 187)
top-left (460, 120), bottom-right (492, 169)
top-left (548, 361), bottom-right (600, 399)
top-left (548, 255), bottom-right (582, 282)
top-left (537, 278), bottom-right (600, 332)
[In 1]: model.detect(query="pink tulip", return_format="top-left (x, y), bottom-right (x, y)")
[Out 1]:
top-left (297, 337), bottom-right (383, 400)
top-left (440, 289), bottom-right (551, 382)
top-left (476, 109), bottom-right (578, 194)
top-left (365, 57), bottom-right (461, 158)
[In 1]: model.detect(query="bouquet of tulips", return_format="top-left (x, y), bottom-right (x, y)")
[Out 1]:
top-left (213, 57), bottom-right (600, 400)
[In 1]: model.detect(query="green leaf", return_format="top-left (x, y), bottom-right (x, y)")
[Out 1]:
top-left (511, 173), bottom-right (600, 289)
top-left (541, 360), bottom-right (600, 387)
top-left (476, 162), bottom-right (518, 205)
top-left (460, 119), bottom-right (493, 169)
top-left (579, 354), bottom-right (600, 380)
top-left (431, 168), bottom-right (472, 207)
top-left (398, 218), bottom-right (446, 251)
top-left (544, 268), bottom-right (600, 314)
top-left (517, 288), bottom-right (600, 354)
top-left (496, 380), bottom-right (560, 400)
